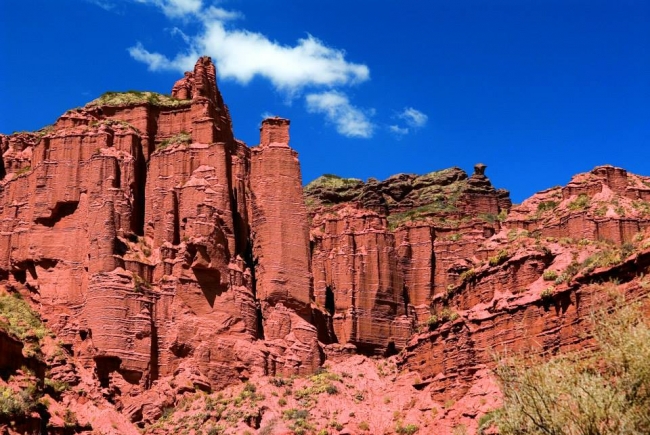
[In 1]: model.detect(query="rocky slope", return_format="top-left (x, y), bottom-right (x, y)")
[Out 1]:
top-left (1, 57), bottom-right (649, 435)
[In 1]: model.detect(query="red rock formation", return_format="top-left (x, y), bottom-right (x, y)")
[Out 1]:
top-left (2, 56), bottom-right (650, 434)
top-left (306, 164), bottom-right (512, 354)
top-left (250, 117), bottom-right (322, 374)
top-left (0, 58), bottom-right (323, 420)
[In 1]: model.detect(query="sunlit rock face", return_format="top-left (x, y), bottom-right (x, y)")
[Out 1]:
top-left (2, 55), bottom-right (650, 434)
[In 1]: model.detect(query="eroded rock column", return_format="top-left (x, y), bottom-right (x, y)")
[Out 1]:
top-left (250, 118), bottom-right (321, 374)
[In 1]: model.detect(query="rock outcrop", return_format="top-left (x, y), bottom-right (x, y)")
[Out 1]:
top-left (2, 56), bottom-right (650, 434)
top-left (0, 57), bottom-right (323, 413)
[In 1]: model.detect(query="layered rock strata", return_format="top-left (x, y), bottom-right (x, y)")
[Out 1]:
top-left (0, 58), bottom-right (322, 406)
top-left (2, 55), bottom-right (650, 434)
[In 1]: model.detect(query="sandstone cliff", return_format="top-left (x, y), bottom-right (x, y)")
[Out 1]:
top-left (1, 57), bottom-right (649, 435)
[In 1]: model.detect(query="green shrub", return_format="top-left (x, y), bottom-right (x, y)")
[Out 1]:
top-left (567, 194), bottom-right (590, 211)
top-left (489, 250), bottom-right (509, 267)
top-left (44, 377), bottom-right (69, 394)
top-left (581, 247), bottom-right (628, 273)
top-left (542, 270), bottom-right (558, 281)
top-left (395, 422), bottom-right (419, 434)
top-left (426, 315), bottom-right (439, 329)
top-left (0, 293), bottom-right (49, 343)
top-left (282, 408), bottom-right (309, 420)
top-left (133, 274), bottom-right (151, 293)
top-left (477, 411), bottom-right (496, 435)
top-left (493, 300), bottom-right (650, 434)
top-left (63, 409), bottom-right (78, 428)
top-left (0, 385), bottom-right (35, 418)
top-left (537, 201), bottom-right (558, 213)
top-left (459, 268), bottom-right (476, 282)
top-left (540, 287), bottom-right (554, 300)
top-left (243, 382), bottom-right (256, 393)
top-left (324, 384), bottom-right (338, 395)
top-left (440, 308), bottom-right (459, 322)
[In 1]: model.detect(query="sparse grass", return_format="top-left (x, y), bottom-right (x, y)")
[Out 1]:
top-left (86, 91), bottom-right (191, 108)
top-left (426, 315), bottom-right (439, 329)
top-left (537, 200), bottom-right (559, 213)
top-left (387, 193), bottom-right (462, 230)
top-left (632, 200), bottom-right (650, 216)
top-left (282, 408), bottom-right (313, 435)
top-left (459, 268), bottom-right (476, 283)
top-left (0, 293), bottom-right (49, 357)
top-left (479, 213), bottom-right (498, 224)
top-left (15, 166), bottom-right (32, 177)
top-left (542, 270), bottom-right (558, 281)
top-left (507, 229), bottom-right (529, 241)
top-left (395, 421), bottom-right (419, 434)
top-left (133, 273), bottom-right (152, 293)
top-left (489, 249), bottom-right (509, 267)
top-left (477, 411), bottom-right (497, 435)
top-left (540, 287), bottom-right (554, 300)
top-left (567, 193), bottom-right (590, 211)
top-left (44, 377), bottom-right (69, 394)
top-left (452, 424), bottom-right (468, 435)
top-left (305, 174), bottom-right (362, 191)
top-left (158, 131), bottom-right (192, 150)
top-left (594, 203), bottom-right (608, 217)
top-left (448, 233), bottom-right (462, 241)
top-left (580, 245), bottom-right (632, 273)
top-left (293, 370), bottom-right (341, 402)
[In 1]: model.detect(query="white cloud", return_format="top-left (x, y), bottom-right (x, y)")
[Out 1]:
top-left (169, 27), bottom-right (190, 43)
top-left (125, 1), bottom-right (372, 137)
top-left (128, 42), bottom-right (194, 71)
top-left (134, 0), bottom-right (203, 18)
top-left (306, 91), bottom-right (374, 139)
top-left (127, 5), bottom-right (369, 93)
top-left (203, 5), bottom-right (242, 22)
top-left (398, 107), bottom-right (428, 128)
top-left (86, 0), bottom-right (115, 11)
top-left (389, 125), bottom-right (409, 136)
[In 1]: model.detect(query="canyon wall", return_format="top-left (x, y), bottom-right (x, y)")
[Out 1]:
top-left (2, 56), bottom-right (650, 433)
top-left (0, 58), bottom-right (323, 404)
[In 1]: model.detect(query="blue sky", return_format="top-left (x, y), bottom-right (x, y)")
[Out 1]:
top-left (0, 0), bottom-right (648, 203)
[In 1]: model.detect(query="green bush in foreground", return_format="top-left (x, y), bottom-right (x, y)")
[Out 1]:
top-left (493, 299), bottom-right (650, 434)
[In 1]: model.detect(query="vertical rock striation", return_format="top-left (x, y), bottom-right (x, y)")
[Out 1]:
top-left (2, 56), bottom-right (650, 433)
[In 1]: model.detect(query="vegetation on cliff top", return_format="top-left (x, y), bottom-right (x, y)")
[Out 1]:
top-left (304, 174), bottom-right (363, 191)
top-left (86, 91), bottom-right (191, 108)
